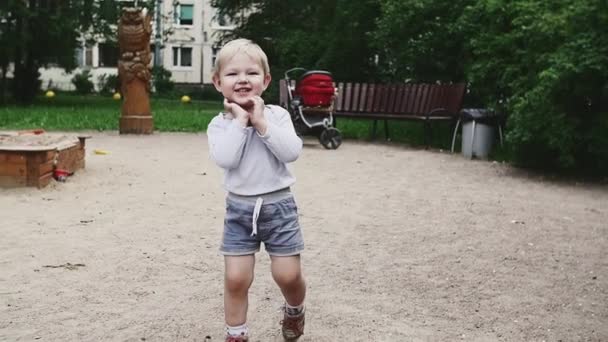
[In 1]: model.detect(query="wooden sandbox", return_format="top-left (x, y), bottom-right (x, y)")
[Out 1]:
top-left (0, 132), bottom-right (89, 188)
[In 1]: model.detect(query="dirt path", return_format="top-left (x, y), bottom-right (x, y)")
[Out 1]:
top-left (1, 132), bottom-right (606, 341)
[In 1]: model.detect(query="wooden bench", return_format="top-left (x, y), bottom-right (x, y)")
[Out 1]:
top-left (280, 80), bottom-right (466, 145)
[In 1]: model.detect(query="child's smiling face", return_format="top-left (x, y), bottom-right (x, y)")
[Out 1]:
top-left (213, 53), bottom-right (271, 109)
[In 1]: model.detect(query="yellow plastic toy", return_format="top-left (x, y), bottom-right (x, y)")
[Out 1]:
top-left (45, 90), bottom-right (55, 98)
top-left (181, 95), bottom-right (191, 103)
top-left (94, 149), bottom-right (110, 155)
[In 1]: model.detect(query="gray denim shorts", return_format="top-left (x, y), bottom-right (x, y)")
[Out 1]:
top-left (220, 194), bottom-right (304, 256)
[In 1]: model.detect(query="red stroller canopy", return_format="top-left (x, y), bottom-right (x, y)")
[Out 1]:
top-left (295, 71), bottom-right (335, 107)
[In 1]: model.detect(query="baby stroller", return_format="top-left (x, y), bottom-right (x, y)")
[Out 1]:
top-left (284, 67), bottom-right (342, 149)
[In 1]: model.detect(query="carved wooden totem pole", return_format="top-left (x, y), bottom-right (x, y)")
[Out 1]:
top-left (118, 8), bottom-right (154, 134)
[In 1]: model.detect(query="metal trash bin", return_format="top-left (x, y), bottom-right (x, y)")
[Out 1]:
top-left (451, 108), bottom-right (504, 159)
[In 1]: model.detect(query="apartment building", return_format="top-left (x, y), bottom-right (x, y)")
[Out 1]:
top-left (38, 0), bottom-right (235, 91)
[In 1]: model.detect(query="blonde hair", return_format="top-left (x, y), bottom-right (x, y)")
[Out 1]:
top-left (212, 38), bottom-right (270, 77)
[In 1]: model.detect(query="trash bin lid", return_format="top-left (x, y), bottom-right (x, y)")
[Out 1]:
top-left (460, 108), bottom-right (502, 123)
top-left (461, 108), bottom-right (493, 119)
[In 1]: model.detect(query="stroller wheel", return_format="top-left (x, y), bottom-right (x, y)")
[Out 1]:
top-left (319, 127), bottom-right (342, 150)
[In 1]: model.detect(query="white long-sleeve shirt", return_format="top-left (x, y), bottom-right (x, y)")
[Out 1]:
top-left (207, 104), bottom-right (303, 196)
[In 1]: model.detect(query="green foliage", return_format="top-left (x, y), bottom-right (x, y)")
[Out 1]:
top-left (461, 0), bottom-right (608, 174)
top-left (97, 73), bottom-right (120, 94)
top-left (370, 0), bottom-right (608, 175)
top-left (211, 0), bottom-right (382, 95)
top-left (373, 0), bottom-right (473, 82)
top-left (1, 0), bottom-right (93, 102)
top-left (0, 0), bottom-right (157, 103)
top-left (152, 66), bottom-right (175, 95)
top-left (71, 70), bottom-right (95, 94)
top-left (179, 85), bottom-right (224, 102)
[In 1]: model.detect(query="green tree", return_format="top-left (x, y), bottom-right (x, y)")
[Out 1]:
top-left (0, 2), bottom-right (14, 104)
top-left (373, 0), bottom-right (473, 83)
top-left (1, 1), bottom-right (91, 103)
top-left (211, 0), bottom-right (382, 91)
top-left (461, 0), bottom-right (608, 173)
top-left (0, 0), bottom-right (156, 104)
top-left (373, 0), bottom-right (608, 174)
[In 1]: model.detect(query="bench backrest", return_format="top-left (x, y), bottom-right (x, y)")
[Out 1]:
top-left (334, 82), bottom-right (466, 117)
top-left (279, 79), bottom-right (466, 117)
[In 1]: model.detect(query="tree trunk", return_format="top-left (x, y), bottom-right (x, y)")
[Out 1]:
top-left (11, 0), bottom-right (41, 104)
top-left (0, 64), bottom-right (7, 105)
top-left (13, 57), bottom-right (41, 104)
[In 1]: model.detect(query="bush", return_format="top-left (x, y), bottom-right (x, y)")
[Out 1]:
top-left (152, 66), bottom-right (174, 95)
top-left (71, 70), bottom-right (94, 94)
top-left (97, 73), bottom-right (120, 94)
top-left (462, 0), bottom-right (608, 175)
top-left (175, 84), bottom-right (223, 101)
top-left (374, 0), bottom-right (608, 175)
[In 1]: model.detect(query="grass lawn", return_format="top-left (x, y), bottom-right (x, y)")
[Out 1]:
top-left (0, 93), bottom-right (501, 154)
top-left (0, 94), bottom-right (222, 132)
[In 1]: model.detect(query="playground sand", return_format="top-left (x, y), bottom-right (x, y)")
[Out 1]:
top-left (1, 132), bottom-right (607, 341)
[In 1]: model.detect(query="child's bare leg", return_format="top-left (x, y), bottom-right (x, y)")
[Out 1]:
top-left (224, 255), bottom-right (255, 326)
top-left (270, 255), bottom-right (306, 305)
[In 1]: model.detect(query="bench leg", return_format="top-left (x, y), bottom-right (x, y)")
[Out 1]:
top-left (451, 118), bottom-right (461, 153)
top-left (423, 121), bottom-right (431, 148)
top-left (498, 124), bottom-right (504, 147)
top-left (384, 119), bottom-right (389, 140)
top-left (371, 120), bottom-right (378, 140)
top-left (469, 121), bottom-right (476, 156)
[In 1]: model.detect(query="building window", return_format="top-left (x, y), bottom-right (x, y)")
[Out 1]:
top-left (174, 3), bottom-right (193, 26)
top-left (211, 47), bottom-right (219, 68)
top-left (85, 47), bottom-right (93, 67)
top-left (98, 43), bottom-right (118, 67)
top-left (172, 47), bottom-right (192, 67)
top-left (150, 43), bottom-right (157, 66)
top-left (75, 48), bottom-right (84, 67)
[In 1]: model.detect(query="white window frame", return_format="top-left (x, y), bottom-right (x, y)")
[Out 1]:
top-left (172, 46), bottom-right (193, 68)
top-left (211, 46), bottom-right (220, 70)
top-left (174, 3), bottom-right (194, 27)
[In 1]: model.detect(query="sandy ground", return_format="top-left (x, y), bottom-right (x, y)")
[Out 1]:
top-left (1, 132), bottom-right (607, 342)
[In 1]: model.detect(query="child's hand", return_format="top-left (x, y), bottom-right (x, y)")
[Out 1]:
top-left (224, 98), bottom-right (250, 127)
top-left (249, 96), bottom-right (268, 135)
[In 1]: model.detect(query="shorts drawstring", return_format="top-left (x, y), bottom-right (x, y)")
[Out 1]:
top-left (227, 188), bottom-right (291, 238)
top-left (251, 197), bottom-right (264, 236)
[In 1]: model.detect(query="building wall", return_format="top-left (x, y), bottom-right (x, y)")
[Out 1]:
top-left (166, 0), bottom-right (236, 84)
top-left (201, 2), bottom-right (236, 84)
top-left (38, 44), bottom-right (118, 92)
top-left (39, 66), bottom-right (118, 93)
top-left (163, 0), bottom-right (203, 84)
